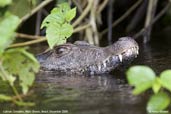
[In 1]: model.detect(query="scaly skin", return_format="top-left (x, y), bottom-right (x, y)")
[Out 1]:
top-left (37, 37), bottom-right (139, 75)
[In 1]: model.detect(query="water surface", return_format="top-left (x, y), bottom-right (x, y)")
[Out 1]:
top-left (1, 39), bottom-right (171, 114)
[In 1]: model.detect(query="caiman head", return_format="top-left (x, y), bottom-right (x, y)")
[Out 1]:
top-left (36, 37), bottom-right (139, 74)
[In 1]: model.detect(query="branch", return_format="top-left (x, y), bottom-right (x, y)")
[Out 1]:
top-left (10, 23), bottom-right (90, 48)
top-left (72, 0), bottom-right (83, 13)
top-left (134, 2), bottom-right (171, 39)
top-left (16, 33), bottom-right (43, 39)
top-left (73, 23), bottom-right (91, 33)
top-left (100, 0), bottom-right (143, 36)
top-left (97, 0), bottom-right (109, 14)
top-left (21, 0), bottom-right (53, 23)
top-left (143, 0), bottom-right (158, 43)
top-left (72, 0), bottom-right (93, 27)
top-left (9, 38), bottom-right (47, 48)
top-left (0, 64), bottom-right (22, 101)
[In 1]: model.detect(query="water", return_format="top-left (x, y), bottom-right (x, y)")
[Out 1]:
top-left (1, 39), bottom-right (171, 114)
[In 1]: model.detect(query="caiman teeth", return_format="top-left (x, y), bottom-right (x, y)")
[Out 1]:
top-left (98, 64), bottom-right (101, 71)
top-left (136, 49), bottom-right (139, 54)
top-left (103, 61), bottom-right (106, 68)
top-left (118, 54), bottom-right (122, 62)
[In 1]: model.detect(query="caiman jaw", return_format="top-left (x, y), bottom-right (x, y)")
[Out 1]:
top-left (84, 46), bottom-right (139, 75)
top-left (118, 54), bottom-right (123, 62)
top-left (116, 46), bottom-right (139, 62)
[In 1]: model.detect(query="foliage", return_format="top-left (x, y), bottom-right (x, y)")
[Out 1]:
top-left (2, 48), bottom-right (39, 94)
top-left (41, 2), bottom-right (76, 48)
top-left (0, 0), bottom-right (75, 106)
top-left (127, 66), bottom-right (156, 95)
top-left (0, 0), bottom-right (39, 106)
top-left (126, 65), bottom-right (171, 112)
top-left (147, 92), bottom-right (170, 112)
top-left (8, 0), bottom-right (37, 18)
top-left (0, 12), bottom-right (20, 54)
top-left (0, 0), bottom-right (12, 7)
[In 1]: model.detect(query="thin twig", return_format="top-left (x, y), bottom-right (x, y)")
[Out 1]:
top-left (21, 0), bottom-right (53, 23)
top-left (72, 0), bottom-right (83, 13)
top-left (16, 33), bottom-right (44, 39)
top-left (10, 24), bottom-right (90, 48)
top-left (97, 0), bottom-right (109, 14)
top-left (100, 0), bottom-right (143, 36)
top-left (35, 9), bottom-right (42, 35)
top-left (12, 90), bottom-right (34, 100)
top-left (73, 23), bottom-right (91, 33)
top-left (134, 2), bottom-right (171, 39)
top-left (0, 64), bottom-right (22, 101)
top-left (143, 0), bottom-right (158, 43)
top-left (108, 0), bottom-right (114, 45)
top-left (9, 38), bottom-right (47, 48)
top-left (72, 0), bottom-right (93, 27)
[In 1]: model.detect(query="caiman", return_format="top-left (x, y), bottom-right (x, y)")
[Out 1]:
top-left (36, 37), bottom-right (139, 75)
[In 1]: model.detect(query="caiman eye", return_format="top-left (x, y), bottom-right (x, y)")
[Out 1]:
top-left (53, 44), bottom-right (72, 57)
top-left (55, 47), bottom-right (66, 54)
top-left (55, 46), bottom-right (70, 55)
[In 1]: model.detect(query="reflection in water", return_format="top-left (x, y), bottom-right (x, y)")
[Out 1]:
top-left (133, 41), bottom-right (171, 73)
top-left (34, 72), bottom-right (147, 114)
top-left (1, 40), bottom-right (171, 114)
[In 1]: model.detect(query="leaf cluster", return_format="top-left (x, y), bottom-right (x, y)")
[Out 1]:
top-left (0, 0), bottom-right (39, 106)
top-left (2, 48), bottom-right (39, 94)
top-left (41, 2), bottom-right (76, 48)
top-left (0, 0), bottom-right (12, 7)
top-left (126, 65), bottom-right (171, 112)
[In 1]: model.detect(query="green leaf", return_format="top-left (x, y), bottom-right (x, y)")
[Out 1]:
top-left (58, 2), bottom-right (71, 13)
top-left (152, 77), bottom-right (161, 94)
top-left (0, 12), bottom-right (20, 54)
top-left (46, 24), bottom-right (60, 48)
top-left (8, 0), bottom-right (37, 18)
top-left (5, 74), bottom-right (16, 86)
top-left (65, 7), bottom-right (76, 22)
top-left (0, 0), bottom-right (12, 7)
top-left (41, 2), bottom-right (76, 48)
top-left (41, 3), bottom-right (72, 29)
top-left (147, 92), bottom-right (170, 112)
top-left (41, 12), bottom-right (64, 28)
top-left (0, 94), bottom-right (12, 101)
top-left (160, 70), bottom-right (171, 92)
top-left (46, 23), bottom-right (73, 48)
top-left (60, 23), bottom-right (73, 38)
top-left (0, 65), bottom-right (16, 86)
top-left (2, 48), bottom-right (40, 94)
top-left (126, 65), bottom-right (156, 95)
top-left (21, 48), bottom-right (38, 63)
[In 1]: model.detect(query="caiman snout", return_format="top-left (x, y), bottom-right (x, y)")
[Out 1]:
top-left (36, 51), bottom-right (52, 63)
